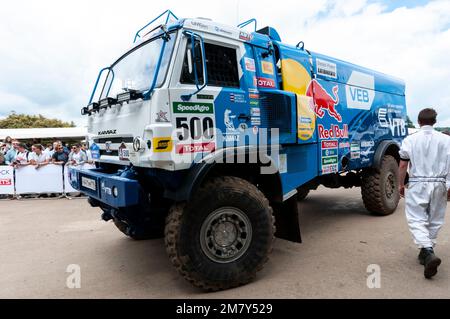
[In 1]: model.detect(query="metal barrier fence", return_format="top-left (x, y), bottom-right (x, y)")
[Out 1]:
top-left (0, 164), bottom-right (95, 197)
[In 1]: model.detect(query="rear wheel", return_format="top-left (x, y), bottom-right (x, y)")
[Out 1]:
top-left (164, 176), bottom-right (275, 291)
top-left (361, 155), bottom-right (400, 215)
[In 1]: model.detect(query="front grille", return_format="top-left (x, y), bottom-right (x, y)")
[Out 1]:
top-left (100, 150), bottom-right (119, 156)
top-left (94, 137), bottom-right (134, 144)
top-left (259, 92), bottom-right (293, 134)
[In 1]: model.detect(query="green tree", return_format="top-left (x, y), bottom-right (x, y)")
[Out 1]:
top-left (406, 116), bottom-right (415, 129)
top-left (0, 113), bottom-right (75, 129)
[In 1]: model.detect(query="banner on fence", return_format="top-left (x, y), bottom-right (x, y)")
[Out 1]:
top-left (15, 165), bottom-right (64, 194)
top-left (0, 165), bottom-right (15, 194)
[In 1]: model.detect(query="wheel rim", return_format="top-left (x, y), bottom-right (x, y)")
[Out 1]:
top-left (385, 172), bottom-right (396, 199)
top-left (200, 207), bottom-right (252, 264)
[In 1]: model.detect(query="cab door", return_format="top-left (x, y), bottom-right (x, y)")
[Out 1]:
top-left (168, 31), bottom-right (255, 166)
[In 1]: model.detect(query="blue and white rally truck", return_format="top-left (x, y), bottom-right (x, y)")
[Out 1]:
top-left (70, 11), bottom-right (407, 291)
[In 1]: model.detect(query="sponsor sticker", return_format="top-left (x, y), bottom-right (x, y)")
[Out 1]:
top-left (361, 140), bottom-right (375, 148)
top-left (176, 142), bottom-right (215, 154)
top-left (346, 71), bottom-right (375, 110)
top-left (153, 137), bottom-right (173, 153)
top-left (316, 58), bottom-right (337, 79)
top-left (351, 142), bottom-right (361, 159)
top-left (230, 93), bottom-right (246, 103)
top-left (239, 31), bottom-right (252, 41)
top-left (173, 102), bottom-right (213, 114)
top-left (321, 139), bottom-right (339, 174)
top-left (155, 110), bottom-right (169, 122)
top-left (318, 124), bottom-right (349, 139)
top-left (118, 142), bottom-right (130, 161)
top-left (251, 107), bottom-right (261, 117)
top-left (244, 57), bottom-right (256, 72)
top-left (261, 61), bottom-right (274, 75)
top-left (257, 77), bottom-right (276, 88)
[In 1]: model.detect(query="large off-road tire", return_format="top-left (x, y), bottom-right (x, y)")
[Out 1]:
top-left (297, 187), bottom-right (310, 201)
top-left (361, 155), bottom-right (400, 215)
top-left (164, 176), bottom-right (275, 291)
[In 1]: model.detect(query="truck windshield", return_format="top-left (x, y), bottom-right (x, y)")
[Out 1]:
top-left (99, 31), bottom-right (177, 100)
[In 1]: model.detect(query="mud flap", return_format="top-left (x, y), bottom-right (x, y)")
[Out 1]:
top-left (273, 195), bottom-right (302, 243)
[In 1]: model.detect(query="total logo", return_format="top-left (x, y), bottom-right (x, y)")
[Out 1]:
top-left (318, 124), bottom-right (349, 139)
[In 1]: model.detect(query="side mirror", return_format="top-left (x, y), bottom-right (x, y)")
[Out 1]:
top-left (187, 48), bottom-right (193, 74)
top-left (181, 31), bottom-right (208, 101)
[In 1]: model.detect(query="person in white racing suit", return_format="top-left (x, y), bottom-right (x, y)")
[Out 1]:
top-left (398, 108), bottom-right (450, 279)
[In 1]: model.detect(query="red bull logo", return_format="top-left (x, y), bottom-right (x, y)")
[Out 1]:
top-left (306, 79), bottom-right (342, 122)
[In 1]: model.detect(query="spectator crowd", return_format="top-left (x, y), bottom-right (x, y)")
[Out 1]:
top-left (0, 136), bottom-right (92, 167)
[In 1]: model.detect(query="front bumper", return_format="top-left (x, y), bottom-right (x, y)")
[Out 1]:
top-left (69, 167), bottom-right (141, 208)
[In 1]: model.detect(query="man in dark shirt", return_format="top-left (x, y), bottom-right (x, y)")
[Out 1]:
top-left (52, 144), bottom-right (69, 164)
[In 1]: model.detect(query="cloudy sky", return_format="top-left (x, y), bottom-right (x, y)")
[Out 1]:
top-left (0, 0), bottom-right (449, 127)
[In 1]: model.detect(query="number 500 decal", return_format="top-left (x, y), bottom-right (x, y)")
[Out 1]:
top-left (176, 117), bottom-right (214, 141)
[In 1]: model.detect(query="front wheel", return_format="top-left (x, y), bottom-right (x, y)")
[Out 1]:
top-left (361, 155), bottom-right (400, 215)
top-left (164, 176), bottom-right (275, 291)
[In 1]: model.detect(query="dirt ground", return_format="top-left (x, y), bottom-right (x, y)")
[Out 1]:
top-left (1, 186), bottom-right (449, 298)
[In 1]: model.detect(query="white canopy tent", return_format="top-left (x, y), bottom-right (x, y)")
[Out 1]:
top-left (0, 127), bottom-right (88, 140)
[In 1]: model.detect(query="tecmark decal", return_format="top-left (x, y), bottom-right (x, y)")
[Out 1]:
top-left (153, 137), bottom-right (173, 153)
top-left (306, 79), bottom-right (342, 122)
top-left (346, 71), bottom-right (375, 110)
top-left (318, 124), bottom-right (349, 139)
top-left (176, 142), bottom-right (215, 154)
top-left (257, 77), bottom-right (276, 88)
top-left (316, 58), bottom-right (337, 79)
top-left (261, 61), bottom-right (274, 75)
top-left (244, 57), bottom-right (256, 72)
top-left (173, 102), bottom-right (214, 114)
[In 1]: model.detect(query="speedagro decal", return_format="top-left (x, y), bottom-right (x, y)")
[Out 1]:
top-left (173, 102), bottom-right (214, 114)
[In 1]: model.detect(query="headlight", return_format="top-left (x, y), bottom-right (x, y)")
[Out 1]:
top-left (112, 186), bottom-right (118, 198)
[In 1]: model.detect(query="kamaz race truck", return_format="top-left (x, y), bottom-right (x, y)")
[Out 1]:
top-left (69, 10), bottom-right (407, 291)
